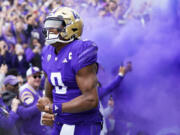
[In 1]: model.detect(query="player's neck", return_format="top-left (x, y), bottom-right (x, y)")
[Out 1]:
top-left (54, 43), bottom-right (68, 54)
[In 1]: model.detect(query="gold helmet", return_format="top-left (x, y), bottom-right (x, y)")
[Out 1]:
top-left (43, 7), bottom-right (83, 44)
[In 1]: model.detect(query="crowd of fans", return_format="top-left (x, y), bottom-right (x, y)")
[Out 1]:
top-left (0, 0), bottom-right (153, 135)
top-left (0, 0), bottom-right (152, 78)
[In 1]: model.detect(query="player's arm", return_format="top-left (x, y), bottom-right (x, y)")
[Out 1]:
top-left (61, 63), bottom-right (98, 113)
top-left (37, 64), bottom-right (99, 114)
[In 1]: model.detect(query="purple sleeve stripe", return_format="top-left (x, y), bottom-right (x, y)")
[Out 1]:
top-left (78, 46), bottom-right (97, 60)
top-left (78, 49), bottom-right (97, 64)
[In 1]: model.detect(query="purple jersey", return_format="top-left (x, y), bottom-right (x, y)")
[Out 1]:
top-left (42, 40), bottom-right (102, 124)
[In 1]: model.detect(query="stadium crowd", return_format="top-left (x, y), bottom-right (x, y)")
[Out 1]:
top-left (0, 0), bottom-right (151, 78)
top-left (0, 0), bottom-right (157, 135)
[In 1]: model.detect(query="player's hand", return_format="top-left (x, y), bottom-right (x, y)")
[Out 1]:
top-left (44, 104), bottom-right (53, 114)
top-left (41, 112), bottom-right (54, 126)
top-left (37, 97), bottom-right (51, 112)
top-left (119, 61), bottom-right (132, 76)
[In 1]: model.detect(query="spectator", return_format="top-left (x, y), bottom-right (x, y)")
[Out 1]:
top-left (14, 21), bottom-right (27, 45)
top-left (98, 0), bottom-right (118, 18)
top-left (98, 3), bottom-right (109, 17)
top-left (25, 13), bottom-right (44, 47)
top-left (114, 3), bottom-right (127, 19)
top-left (25, 37), bottom-right (42, 69)
top-left (15, 43), bottom-right (29, 77)
top-left (1, 21), bottom-right (17, 46)
top-left (0, 40), bottom-right (18, 70)
top-left (0, 96), bottom-right (20, 135)
top-left (0, 64), bottom-right (8, 90)
top-left (103, 96), bottom-right (115, 135)
top-left (1, 75), bottom-right (20, 108)
top-left (99, 62), bottom-right (132, 135)
top-left (0, 74), bottom-right (22, 135)
top-left (108, 0), bottom-right (118, 16)
top-left (18, 66), bottom-right (50, 135)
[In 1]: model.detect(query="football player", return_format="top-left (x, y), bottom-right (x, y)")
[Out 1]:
top-left (37, 7), bottom-right (103, 135)
top-left (39, 62), bottom-right (132, 135)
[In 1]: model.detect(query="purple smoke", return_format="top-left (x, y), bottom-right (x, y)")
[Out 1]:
top-left (79, 0), bottom-right (180, 134)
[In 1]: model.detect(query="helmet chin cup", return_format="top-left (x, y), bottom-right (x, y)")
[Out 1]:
top-left (45, 39), bottom-right (57, 45)
top-left (45, 37), bottom-right (74, 45)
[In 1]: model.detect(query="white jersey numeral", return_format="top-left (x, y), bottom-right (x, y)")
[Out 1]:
top-left (50, 72), bottom-right (67, 94)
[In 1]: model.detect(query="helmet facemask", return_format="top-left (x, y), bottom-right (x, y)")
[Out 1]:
top-left (43, 17), bottom-right (74, 45)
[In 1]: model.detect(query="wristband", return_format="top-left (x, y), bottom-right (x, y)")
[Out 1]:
top-left (53, 103), bottom-right (62, 114)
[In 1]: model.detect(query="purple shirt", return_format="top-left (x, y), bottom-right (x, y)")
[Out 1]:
top-left (42, 40), bottom-right (102, 124)
top-left (0, 51), bottom-right (18, 69)
top-left (18, 83), bottom-right (47, 135)
top-left (98, 75), bottom-right (123, 100)
top-left (25, 47), bottom-right (42, 69)
top-left (0, 97), bottom-right (19, 135)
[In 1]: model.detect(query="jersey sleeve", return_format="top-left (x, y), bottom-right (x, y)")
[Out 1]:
top-left (98, 75), bottom-right (123, 99)
top-left (0, 109), bottom-right (19, 129)
top-left (18, 89), bottom-right (39, 119)
top-left (19, 89), bottom-right (35, 107)
top-left (72, 40), bottom-right (98, 73)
